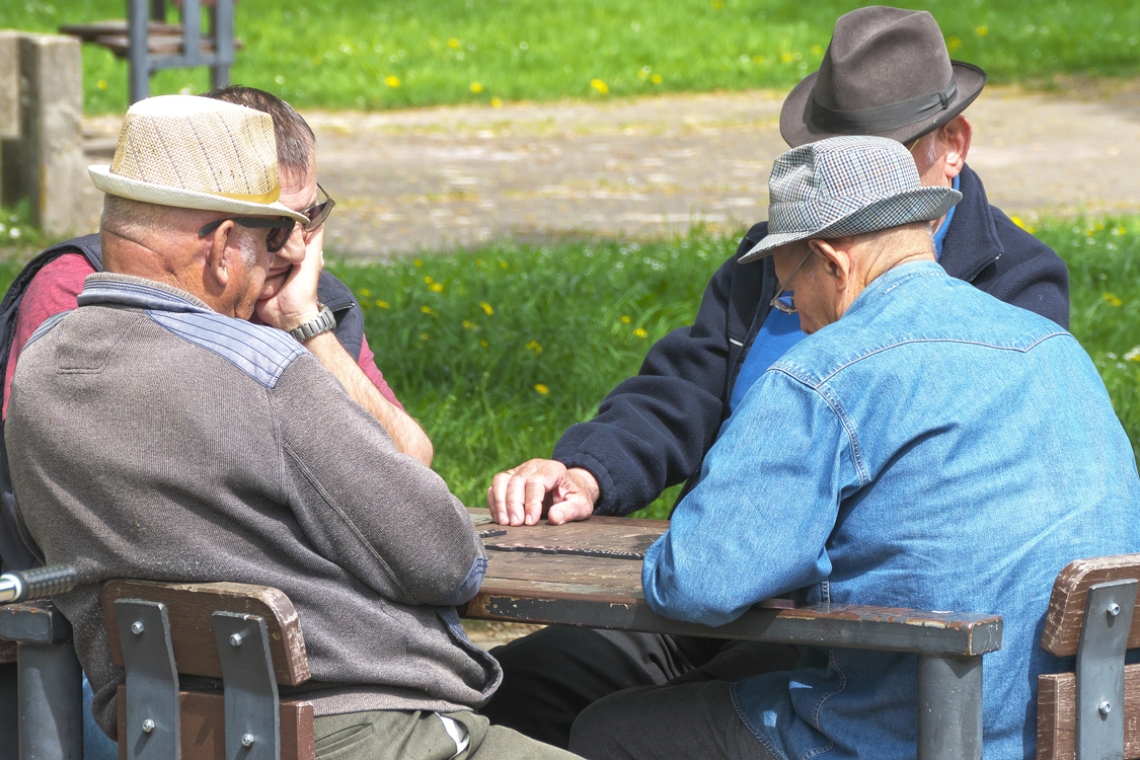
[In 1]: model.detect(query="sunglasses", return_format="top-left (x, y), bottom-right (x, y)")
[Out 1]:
top-left (199, 217), bottom-right (297, 254)
top-left (300, 184), bottom-right (336, 232)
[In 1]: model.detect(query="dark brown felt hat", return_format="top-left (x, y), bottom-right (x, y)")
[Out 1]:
top-left (780, 6), bottom-right (987, 148)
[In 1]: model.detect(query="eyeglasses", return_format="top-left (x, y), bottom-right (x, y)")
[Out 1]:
top-left (198, 217), bottom-right (297, 254)
top-left (300, 184), bottom-right (336, 232)
top-left (769, 250), bottom-right (814, 314)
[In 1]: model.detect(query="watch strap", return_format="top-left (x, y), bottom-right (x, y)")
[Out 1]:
top-left (288, 304), bottom-right (336, 343)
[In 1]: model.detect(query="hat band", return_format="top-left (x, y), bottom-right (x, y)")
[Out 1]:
top-left (214, 188), bottom-right (281, 204)
top-left (810, 76), bottom-right (958, 134)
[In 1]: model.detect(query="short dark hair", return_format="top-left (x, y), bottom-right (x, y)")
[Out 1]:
top-left (203, 85), bottom-right (315, 171)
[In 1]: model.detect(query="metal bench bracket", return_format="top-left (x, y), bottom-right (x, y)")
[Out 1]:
top-left (212, 612), bottom-right (280, 760)
top-left (1076, 579), bottom-right (1137, 760)
top-left (115, 599), bottom-right (181, 760)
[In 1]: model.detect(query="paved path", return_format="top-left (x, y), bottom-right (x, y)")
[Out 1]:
top-left (81, 80), bottom-right (1140, 258)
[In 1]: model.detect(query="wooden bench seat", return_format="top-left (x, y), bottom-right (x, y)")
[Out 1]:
top-left (59, 21), bottom-right (243, 58)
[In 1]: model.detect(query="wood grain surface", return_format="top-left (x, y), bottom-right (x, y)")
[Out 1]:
top-left (115, 686), bottom-right (315, 760)
top-left (1041, 554), bottom-right (1140, 657)
top-left (1037, 664), bottom-right (1140, 760)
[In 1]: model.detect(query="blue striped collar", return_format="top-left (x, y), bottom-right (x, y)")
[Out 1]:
top-left (77, 273), bottom-right (214, 314)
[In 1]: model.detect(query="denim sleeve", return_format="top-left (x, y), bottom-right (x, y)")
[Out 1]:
top-left (641, 368), bottom-right (858, 626)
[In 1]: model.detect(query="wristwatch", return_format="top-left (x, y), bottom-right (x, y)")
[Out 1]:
top-left (288, 304), bottom-right (336, 343)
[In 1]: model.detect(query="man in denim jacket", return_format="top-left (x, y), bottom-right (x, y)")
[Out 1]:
top-left (568, 136), bottom-right (1140, 760)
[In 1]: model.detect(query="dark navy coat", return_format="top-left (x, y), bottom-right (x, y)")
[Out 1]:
top-left (553, 165), bottom-right (1070, 516)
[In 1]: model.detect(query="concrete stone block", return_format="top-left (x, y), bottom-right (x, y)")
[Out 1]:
top-left (0, 33), bottom-right (85, 237)
top-left (0, 31), bottom-right (18, 140)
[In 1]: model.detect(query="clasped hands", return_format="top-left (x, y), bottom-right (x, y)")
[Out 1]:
top-left (487, 459), bottom-right (600, 526)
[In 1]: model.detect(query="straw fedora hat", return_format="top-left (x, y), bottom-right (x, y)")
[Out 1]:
top-left (780, 7), bottom-right (987, 148)
top-left (739, 136), bottom-right (961, 263)
top-left (89, 95), bottom-right (308, 223)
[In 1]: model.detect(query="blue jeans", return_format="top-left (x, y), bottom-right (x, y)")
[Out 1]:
top-left (83, 673), bottom-right (117, 760)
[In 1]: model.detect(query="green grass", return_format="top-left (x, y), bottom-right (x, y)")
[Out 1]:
top-left (0, 216), bottom-right (1136, 519)
top-left (4, 0), bottom-right (1139, 114)
top-left (323, 216), bottom-right (1140, 520)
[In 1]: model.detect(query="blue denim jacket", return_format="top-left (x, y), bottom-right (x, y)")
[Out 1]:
top-left (643, 260), bottom-right (1140, 760)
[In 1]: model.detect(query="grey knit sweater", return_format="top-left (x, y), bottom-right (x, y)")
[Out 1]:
top-left (6, 273), bottom-right (499, 735)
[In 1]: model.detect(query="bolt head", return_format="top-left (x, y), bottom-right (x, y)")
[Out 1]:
top-left (141, 718), bottom-right (155, 733)
top-left (1109, 603), bottom-right (1122, 617)
top-left (131, 621), bottom-right (144, 635)
top-left (229, 633), bottom-right (243, 647)
top-left (241, 733), bottom-right (255, 747)
top-left (1099, 700), bottom-right (1112, 716)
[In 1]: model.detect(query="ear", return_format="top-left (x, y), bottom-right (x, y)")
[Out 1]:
top-left (809, 238), bottom-right (851, 293)
top-left (939, 116), bottom-right (972, 181)
top-left (204, 220), bottom-right (234, 296)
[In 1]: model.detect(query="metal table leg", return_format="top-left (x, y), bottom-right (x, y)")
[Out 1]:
top-left (917, 654), bottom-right (983, 760)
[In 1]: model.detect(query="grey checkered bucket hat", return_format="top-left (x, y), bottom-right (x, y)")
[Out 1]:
top-left (739, 135), bottom-right (961, 263)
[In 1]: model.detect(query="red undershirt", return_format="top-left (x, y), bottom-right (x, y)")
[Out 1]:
top-left (2, 254), bottom-right (404, 419)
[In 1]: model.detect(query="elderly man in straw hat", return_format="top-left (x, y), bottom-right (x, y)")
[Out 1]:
top-left (484, 6), bottom-right (1070, 747)
top-left (567, 136), bottom-right (1140, 760)
top-left (4, 95), bottom-right (579, 760)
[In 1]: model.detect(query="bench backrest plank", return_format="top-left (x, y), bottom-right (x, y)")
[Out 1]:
top-left (1041, 554), bottom-right (1140, 657)
top-left (101, 579), bottom-right (310, 686)
top-left (1037, 664), bottom-right (1140, 760)
top-left (115, 686), bottom-right (315, 760)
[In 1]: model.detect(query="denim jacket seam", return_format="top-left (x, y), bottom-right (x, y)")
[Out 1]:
top-left (729, 686), bottom-right (790, 760)
top-left (770, 367), bottom-right (869, 485)
top-left (813, 333), bottom-right (1073, 385)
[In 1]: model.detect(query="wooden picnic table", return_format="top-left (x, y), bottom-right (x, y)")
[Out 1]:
top-left (461, 507), bottom-right (1001, 760)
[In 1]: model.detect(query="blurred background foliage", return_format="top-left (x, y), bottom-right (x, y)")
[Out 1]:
top-left (2, 0), bottom-right (1137, 114)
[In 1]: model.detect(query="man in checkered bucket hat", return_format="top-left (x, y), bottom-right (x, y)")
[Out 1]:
top-left (567, 136), bottom-right (1140, 760)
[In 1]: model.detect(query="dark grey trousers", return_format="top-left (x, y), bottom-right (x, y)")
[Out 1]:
top-left (569, 681), bottom-right (780, 760)
top-left (482, 627), bottom-right (799, 749)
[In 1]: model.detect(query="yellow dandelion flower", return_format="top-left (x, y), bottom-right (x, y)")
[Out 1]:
top-left (414, 259), bottom-right (423, 267)
top-left (590, 79), bottom-right (609, 95)
top-left (358, 288), bottom-right (372, 297)
top-left (448, 38), bottom-right (461, 49)
top-left (462, 320), bottom-right (478, 331)
top-left (811, 45), bottom-right (823, 55)
top-left (534, 383), bottom-right (549, 395)
top-left (422, 305), bottom-right (439, 316)
top-left (480, 301), bottom-right (494, 315)
top-left (1114, 227), bottom-right (1127, 235)
top-left (375, 300), bottom-right (390, 309)
top-left (526, 340), bottom-right (543, 356)
top-left (651, 73), bottom-right (663, 84)
top-left (946, 36), bottom-right (962, 52)
top-left (634, 328), bottom-right (649, 338)
top-left (385, 75), bottom-right (401, 88)
top-left (752, 55), bottom-right (765, 64)
top-left (97, 79), bottom-right (109, 90)
top-left (711, 1), bottom-right (723, 8)
top-left (420, 332), bottom-right (429, 340)
top-left (470, 82), bottom-right (484, 93)
top-left (491, 97), bottom-right (503, 108)
top-left (480, 339), bottom-right (489, 348)
top-left (430, 282), bottom-right (444, 293)
top-left (620, 315), bottom-right (632, 324)
top-left (1104, 294), bottom-right (1123, 307)
top-left (424, 276), bottom-right (433, 284)
top-left (780, 52), bottom-right (795, 64)
top-left (975, 25), bottom-right (988, 36)
top-left (499, 261), bottom-right (509, 269)
top-left (1010, 215), bottom-right (1035, 234)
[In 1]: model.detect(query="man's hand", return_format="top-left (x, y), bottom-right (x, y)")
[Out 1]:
top-left (255, 227), bottom-right (323, 331)
top-left (487, 460), bottom-right (600, 526)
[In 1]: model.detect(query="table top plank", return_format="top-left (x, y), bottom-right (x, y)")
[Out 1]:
top-left (464, 509), bottom-right (1002, 656)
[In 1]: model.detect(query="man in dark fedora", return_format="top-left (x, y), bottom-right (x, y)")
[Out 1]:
top-left (482, 5), bottom-right (1071, 748)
